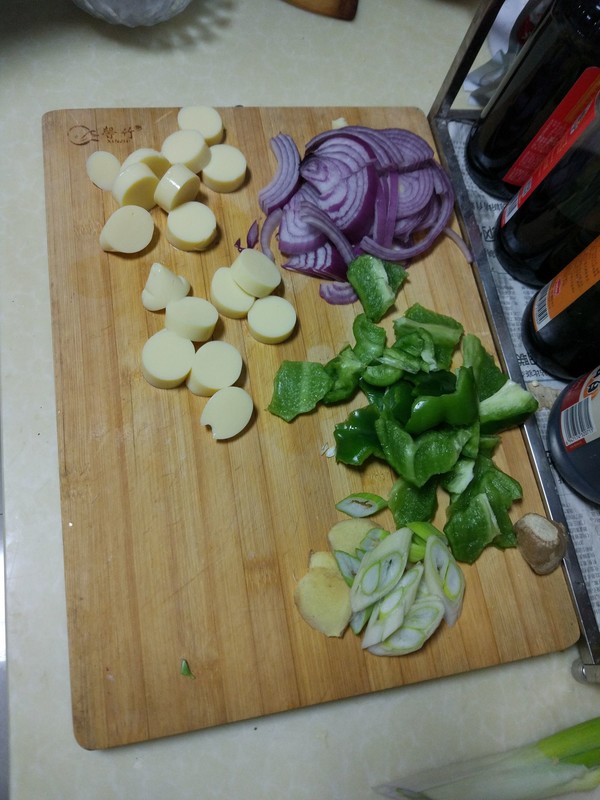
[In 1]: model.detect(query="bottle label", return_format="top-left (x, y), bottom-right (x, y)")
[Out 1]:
top-left (532, 237), bottom-right (600, 331)
top-left (501, 82), bottom-right (600, 227)
top-left (503, 67), bottom-right (600, 186)
top-left (559, 365), bottom-right (600, 451)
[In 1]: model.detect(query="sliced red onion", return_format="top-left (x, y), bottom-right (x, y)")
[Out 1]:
top-left (360, 181), bottom-right (454, 260)
top-left (319, 281), bottom-right (359, 305)
top-left (396, 167), bottom-right (435, 217)
top-left (444, 226), bottom-right (473, 263)
top-left (278, 184), bottom-right (327, 254)
top-left (258, 133), bottom-right (301, 215)
top-left (283, 243), bottom-right (347, 281)
top-left (260, 208), bottom-right (283, 261)
top-left (257, 124), bottom-right (466, 300)
top-left (297, 201), bottom-right (355, 265)
top-left (246, 219), bottom-right (259, 249)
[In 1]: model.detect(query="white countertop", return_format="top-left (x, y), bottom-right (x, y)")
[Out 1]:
top-left (2, 0), bottom-right (600, 798)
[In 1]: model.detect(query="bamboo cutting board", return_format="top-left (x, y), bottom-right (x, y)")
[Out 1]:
top-left (42, 107), bottom-right (580, 750)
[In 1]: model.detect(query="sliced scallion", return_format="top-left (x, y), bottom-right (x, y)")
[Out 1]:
top-left (362, 562), bottom-right (424, 649)
top-left (335, 491), bottom-right (388, 517)
top-left (424, 534), bottom-right (465, 626)
top-left (374, 715), bottom-right (600, 799)
top-left (350, 527), bottom-right (412, 613)
top-left (367, 591), bottom-right (444, 656)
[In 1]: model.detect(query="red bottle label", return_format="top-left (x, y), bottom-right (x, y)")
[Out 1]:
top-left (504, 67), bottom-right (600, 186)
top-left (501, 74), bottom-right (600, 227)
top-left (559, 365), bottom-right (600, 451)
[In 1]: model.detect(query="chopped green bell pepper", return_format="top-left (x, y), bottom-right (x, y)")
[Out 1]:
top-left (323, 345), bottom-right (363, 404)
top-left (333, 403), bottom-right (384, 466)
top-left (444, 455), bottom-right (522, 562)
top-left (268, 360), bottom-right (333, 421)
top-left (351, 312), bottom-right (387, 365)
top-left (375, 414), bottom-right (473, 487)
top-left (405, 366), bottom-right (478, 435)
top-left (479, 378), bottom-right (539, 434)
top-left (346, 254), bottom-right (408, 322)
top-left (388, 476), bottom-right (439, 528)
top-left (393, 303), bottom-right (463, 370)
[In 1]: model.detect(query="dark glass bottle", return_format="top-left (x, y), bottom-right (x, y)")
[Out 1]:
top-left (547, 365), bottom-right (600, 505)
top-left (494, 91), bottom-right (600, 287)
top-left (522, 236), bottom-right (600, 380)
top-left (466, 0), bottom-right (600, 199)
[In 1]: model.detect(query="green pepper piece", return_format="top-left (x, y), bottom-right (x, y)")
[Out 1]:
top-left (333, 403), bottom-right (384, 466)
top-left (358, 378), bottom-right (386, 409)
top-left (478, 433), bottom-right (500, 456)
top-left (444, 493), bottom-right (503, 564)
top-left (375, 415), bottom-right (473, 487)
top-left (347, 254), bottom-right (408, 323)
top-left (323, 345), bottom-right (363, 404)
top-left (351, 313), bottom-right (387, 365)
top-left (439, 456), bottom-right (476, 502)
top-left (381, 381), bottom-right (414, 425)
top-left (405, 366), bottom-right (478, 435)
top-left (388, 476), bottom-right (439, 528)
top-left (268, 360), bottom-right (333, 422)
top-left (461, 333), bottom-right (508, 401)
top-left (444, 455), bottom-right (522, 562)
top-left (393, 303), bottom-right (463, 370)
top-left (406, 369), bottom-right (456, 396)
top-left (389, 330), bottom-right (437, 373)
top-left (362, 362), bottom-right (404, 387)
top-left (479, 379), bottom-right (539, 434)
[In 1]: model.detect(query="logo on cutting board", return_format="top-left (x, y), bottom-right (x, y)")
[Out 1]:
top-left (67, 123), bottom-right (142, 146)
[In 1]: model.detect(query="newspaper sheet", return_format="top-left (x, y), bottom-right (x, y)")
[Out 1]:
top-left (448, 120), bottom-right (600, 631)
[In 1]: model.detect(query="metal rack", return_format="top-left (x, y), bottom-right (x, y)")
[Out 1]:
top-left (427, 0), bottom-right (600, 682)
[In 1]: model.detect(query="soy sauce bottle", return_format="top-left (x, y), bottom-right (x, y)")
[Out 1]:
top-left (547, 365), bottom-right (600, 505)
top-left (494, 90), bottom-right (600, 287)
top-left (466, 0), bottom-right (600, 199)
top-left (522, 236), bottom-right (600, 380)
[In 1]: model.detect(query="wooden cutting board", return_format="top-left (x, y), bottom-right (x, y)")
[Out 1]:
top-left (42, 106), bottom-right (580, 750)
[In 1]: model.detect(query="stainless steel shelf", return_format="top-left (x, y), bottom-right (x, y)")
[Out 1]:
top-left (428, 0), bottom-right (600, 680)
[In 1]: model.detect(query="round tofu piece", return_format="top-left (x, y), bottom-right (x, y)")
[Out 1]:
top-left (141, 329), bottom-right (195, 389)
top-left (121, 147), bottom-right (171, 178)
top-left (86, 150), bottom-right (121, 190)
top-left (166, 201), bottom-right (217, 251)
top-left (161, 129), bottom-right (210, 173)
top-left (165, 296), bottom-right (218, 342)
top-left (99, 205), bottom-right (154, 253)
top-left (186, 340), bottom-right (243, 396)
top-left (177, 105), bottom-right (224, 145)
top-left (230, 248), bottom-right (281, 298)
top-left (154, 163), bottom-right (201, 212)
top-left (210, 266), bottom-right (255, 319)
top-left (247, 295), bottom-right (296, 343)
top-left (111, 162), bottom-right (159, 210)
top-left (141, 261), bottom-right (190, 311)
top-left (201, 386), bottom-right (253, 440)
top-left (201, 144), bottom-right (247, 193)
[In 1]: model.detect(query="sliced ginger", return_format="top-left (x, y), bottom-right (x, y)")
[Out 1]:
top-left (294, 550), bottom-right (352, 638)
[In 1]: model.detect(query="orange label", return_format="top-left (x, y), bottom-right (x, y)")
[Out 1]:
top-left (533, 236), bottom-right (600, 330)
top-left (504, 67), bottom-right (600, 186)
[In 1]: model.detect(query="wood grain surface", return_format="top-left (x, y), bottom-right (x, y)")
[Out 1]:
top-left (42, 106), bottom-right (580, 750)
